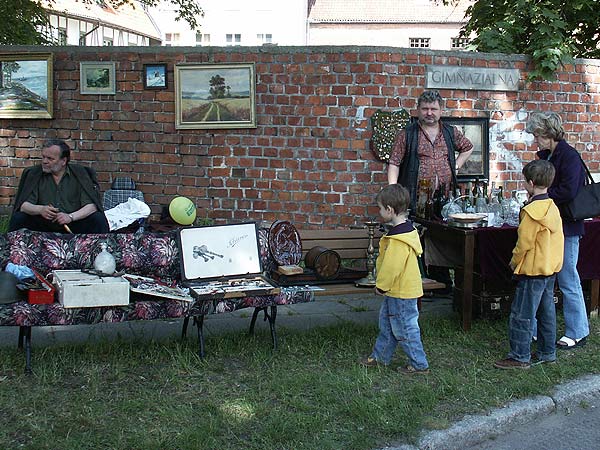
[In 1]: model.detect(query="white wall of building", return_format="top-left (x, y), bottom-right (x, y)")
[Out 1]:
top-left (48, 14), bottom-right (150, 46)
top-left (308, 23), bottom-right (466, 50)
top-left (150, 0), bottom-right (309, 47)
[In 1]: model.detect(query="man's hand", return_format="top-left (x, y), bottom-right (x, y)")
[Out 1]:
top-left (54, 211), bottom-right (73, 225)
top-left (41, 204), bottom-right (60, 221)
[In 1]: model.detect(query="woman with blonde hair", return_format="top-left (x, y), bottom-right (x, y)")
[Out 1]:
top-left (525, 111), bottom-right (589, 349)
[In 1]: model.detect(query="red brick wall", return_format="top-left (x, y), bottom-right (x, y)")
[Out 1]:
top-left (1, 46), bottom-right (599, 228)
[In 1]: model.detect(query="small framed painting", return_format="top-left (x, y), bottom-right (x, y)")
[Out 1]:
top-left (0, 52), bottom-right (53, 119)
top-left (80, 62), bottom-right (116, 94)
top-left (143, 63), bottom-right (167, 89)
top-left (175, 62), bottom-right (256, 129)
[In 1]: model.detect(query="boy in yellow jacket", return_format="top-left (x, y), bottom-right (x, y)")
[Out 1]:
top-left (494, 160), bottom-right (563, 369)
top-left (359, 184), bottom-right (429, 374)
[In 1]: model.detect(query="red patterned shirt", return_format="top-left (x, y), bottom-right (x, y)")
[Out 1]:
top-left (389, 121), bottom-right (473, 189)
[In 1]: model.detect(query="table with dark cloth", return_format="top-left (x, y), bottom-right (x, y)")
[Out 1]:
top-left (419, 218), bottom-right (600, 330)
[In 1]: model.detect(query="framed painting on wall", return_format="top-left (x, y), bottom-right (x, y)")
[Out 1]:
top-left (175, 63), bottom-right (256, 129)
top-left (80, 62), bottom-right (116, 94)
top-left (143, 63), bottom-right (167, 89)
top-left (444, 117), bottom-right (490, 181)
top-left (0, 52), bottom-right (53, 119)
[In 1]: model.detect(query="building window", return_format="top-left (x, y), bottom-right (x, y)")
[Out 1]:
top-left (409, 38), bottom-right (430, 48)
top-left (103, 38), bottom-right (113, 46)
top-left (196, 31), bottom-right (210, 45)
top-left (58, 28), bottom-right (67, 45)
top-left (451, 37), bottom-right (470, 49)
top-left (165, 32), bottom-right (180, 46)
top-left (257, 33), bottom-right (272, 44)
top-left (226, 33), bottom-right (241, 45)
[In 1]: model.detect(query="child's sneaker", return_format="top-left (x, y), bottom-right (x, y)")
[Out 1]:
top-left (397, 364), bottom-right (430, 375)
top-left (358, 356), bottom-right (383, 367)
top-left (493, 358), bottom-right (530, 370)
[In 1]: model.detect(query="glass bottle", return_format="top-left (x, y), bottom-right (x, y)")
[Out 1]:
top-left (464, 184), bottom-right (475, 213)
top-left (425, 186), bottom-right (434, 220)
top-left (506, 191), bottom-right (521, 227)
top-left (94, 242), bottom-right (116, 275)
top-left (416, 179), bottom-right (430, 218)
top-left (488, 187), bottom-right (502, 227)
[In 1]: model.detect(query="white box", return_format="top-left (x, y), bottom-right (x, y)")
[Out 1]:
top-left (52, 270), bottom-right (130, 308)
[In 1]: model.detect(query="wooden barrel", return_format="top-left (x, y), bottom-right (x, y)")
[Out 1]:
top-left (304, 246), bottom-right (341, 280)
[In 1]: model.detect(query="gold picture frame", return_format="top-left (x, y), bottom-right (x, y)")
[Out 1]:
top-left (0, 52), bottom-right (53, 119)
top-left (80, 61), bottom-right (116, 95)
top-left (175, 63), bottom-right (256, 129)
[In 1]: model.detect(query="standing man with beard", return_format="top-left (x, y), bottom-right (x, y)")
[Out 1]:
top-left (9, 139), bottom-right (109, 233)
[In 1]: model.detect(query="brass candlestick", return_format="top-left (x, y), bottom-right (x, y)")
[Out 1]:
top-left (355, 220), bottom-right (379, 287)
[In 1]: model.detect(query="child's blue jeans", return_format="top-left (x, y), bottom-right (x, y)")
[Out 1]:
top-left (508, 275), bottom-right (557, 363)
top-left (371, 296), bottom-right (429, 370)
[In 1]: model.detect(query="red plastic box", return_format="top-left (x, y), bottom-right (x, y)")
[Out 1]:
top-left (27, 271), bottom-right (56, 305)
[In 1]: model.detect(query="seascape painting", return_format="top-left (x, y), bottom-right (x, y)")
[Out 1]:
top-left (0, 53), bottom-right (53, 119)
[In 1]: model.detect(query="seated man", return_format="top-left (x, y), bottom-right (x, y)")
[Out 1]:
top-left (9, 139), bottom-right (109, 234)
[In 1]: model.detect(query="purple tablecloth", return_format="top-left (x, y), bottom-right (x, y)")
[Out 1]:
top-left (477, 218), bottom-right (600, 282)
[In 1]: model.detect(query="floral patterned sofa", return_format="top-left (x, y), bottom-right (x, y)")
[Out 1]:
top-left (0, 228), bottom-right (314, 373)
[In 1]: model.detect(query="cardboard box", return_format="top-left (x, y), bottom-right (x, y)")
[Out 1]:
top-left (178, 222), bottom-right (280, 300)
top-left (28, 271), bottom-right (56, 305)
top-left (52, 270), bottom-right (130, 308)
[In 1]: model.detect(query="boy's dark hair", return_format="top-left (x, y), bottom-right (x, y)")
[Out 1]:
top-left (522, 159), bottom-right (555, 188)
top-left (376, 184), bottom-right (410, 215)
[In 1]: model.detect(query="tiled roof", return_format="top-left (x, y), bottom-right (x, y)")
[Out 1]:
top-left (309, 0), bottom-right (472, 23)
top-left (44, 0), bottom-right (161, 39)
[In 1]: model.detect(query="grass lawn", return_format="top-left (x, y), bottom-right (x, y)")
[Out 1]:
top-left (0, 309), bottom-right (598, 450)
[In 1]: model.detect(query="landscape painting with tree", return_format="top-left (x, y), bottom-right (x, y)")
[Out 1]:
top-left (175, 63), bottom-right (256, 129)
top-left (0, 53), bottom-right (53, 119)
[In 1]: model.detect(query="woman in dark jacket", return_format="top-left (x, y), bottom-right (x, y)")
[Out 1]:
top-left (526, 111), bottom-right (589, 349)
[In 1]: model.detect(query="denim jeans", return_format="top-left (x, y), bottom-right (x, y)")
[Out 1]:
top-left (557, 235), bottom-right (589, 340)
top-left (371, 296), bottom-right (429, 369)
top-left (508, 276), bottom-right (556, 363)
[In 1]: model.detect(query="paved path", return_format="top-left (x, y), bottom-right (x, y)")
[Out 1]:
top-left (464, 393), bottom-right (600, 450)
top-left (0, 292), bottom-right (451, 348)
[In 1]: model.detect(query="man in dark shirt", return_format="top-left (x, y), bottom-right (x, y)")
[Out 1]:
top-left (9, 139), bottom-right (109, 233)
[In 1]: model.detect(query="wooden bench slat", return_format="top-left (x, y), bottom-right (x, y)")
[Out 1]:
top-left (298, 229), bottom-right (384, 240)
top-left (301, 238), bottom-right (378, 251)
top-left (302, 249), bottom-right (369, 260)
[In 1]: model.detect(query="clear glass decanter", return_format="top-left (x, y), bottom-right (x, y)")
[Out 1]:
top-left (94, 242), bottom-right (116, 275)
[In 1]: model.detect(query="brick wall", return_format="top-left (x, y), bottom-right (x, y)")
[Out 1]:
top-left (1, 45), bottom-right (600, 228)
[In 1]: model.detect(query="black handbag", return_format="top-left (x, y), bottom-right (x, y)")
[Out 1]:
top-left (563, 154), bottom-right (600, 221)
top-left (370, 108), bottom-right (410, 162)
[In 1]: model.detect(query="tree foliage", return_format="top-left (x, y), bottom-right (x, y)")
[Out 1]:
top-left (0, 0), bottom-right (53, 45)
top-left (1, 0), bottom-right (203, 45)
top-left (457, 0), bottom-right (600, 80)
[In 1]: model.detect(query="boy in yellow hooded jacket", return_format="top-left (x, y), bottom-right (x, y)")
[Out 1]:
top-left (494, 160), bottom-right (563, 370)
top-left (359, 184), bottom-right (429, 375)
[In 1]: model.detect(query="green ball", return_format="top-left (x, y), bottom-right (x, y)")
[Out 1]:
top-left (169, 196), bottom-right (197, 225)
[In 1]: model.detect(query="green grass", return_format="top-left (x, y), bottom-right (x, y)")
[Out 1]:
top-left (0, 215), bottom-right (8, 233)
top-left (0, 313), bottom-right (599, 450)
